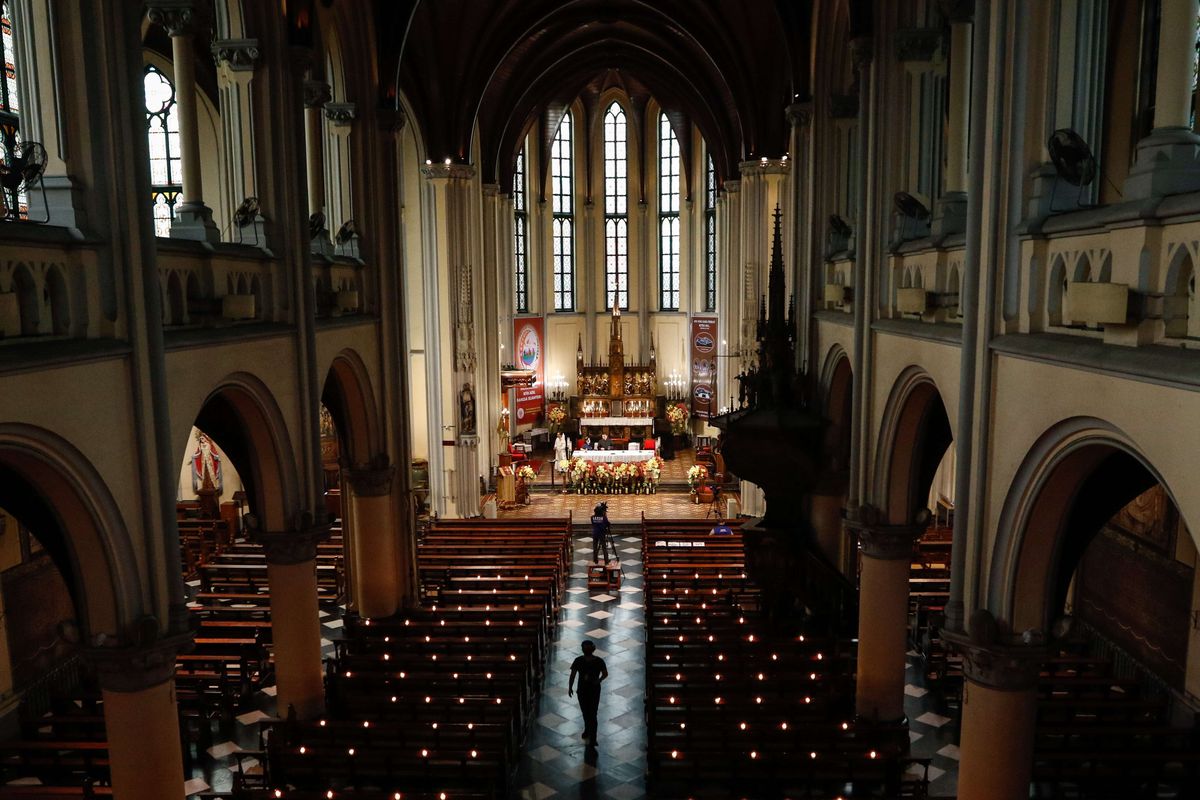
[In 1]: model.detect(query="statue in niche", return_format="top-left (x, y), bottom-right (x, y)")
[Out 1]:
top-left (597, 373), bottom-right (609, 393)
top-left (459, 383), bottom-right (477, 436)
top-left (625, 373), bottom-right (634, 396)
top-left (191, 431), bottom-right (224, 494)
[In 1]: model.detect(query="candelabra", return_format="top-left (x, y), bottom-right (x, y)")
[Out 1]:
top-left (548, 374), bottom-right (569, 402)
top-left (665, 370), bottom-right (687, 402)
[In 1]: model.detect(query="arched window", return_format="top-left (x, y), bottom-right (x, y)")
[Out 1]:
top-left (658, 113), bottom-right (681, 310)
top-left (144, 64), bottom-right (182, 238)
top-left (0, 1), bottom-right (24, 218)
top-left (551, 112), bottom-right (574, 311)
top-left (603, 102), bottom-right (628, 310)
top-left (704, 154), bottom-right (717, 312)
top-left (513, 147), bottom-right (529, 313)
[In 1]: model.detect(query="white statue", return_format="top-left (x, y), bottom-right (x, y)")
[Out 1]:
top-left (554, 432), bottom-right (569, 470)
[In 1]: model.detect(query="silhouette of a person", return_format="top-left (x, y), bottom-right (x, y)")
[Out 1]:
top-left (568, 640), bottom-right (608, 747)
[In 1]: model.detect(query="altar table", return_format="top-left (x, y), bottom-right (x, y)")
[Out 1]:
top-left (572, 449), bottom-right (655, 463)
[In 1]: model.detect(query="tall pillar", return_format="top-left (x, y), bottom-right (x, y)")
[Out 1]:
top-left (945, 613), bottom-right (1045, 800)
top-left (932, 3), bottom-right (973, 239)
top-left (255, 524), bottom-right (329, 719)
top-left (346, 459), bottom-right (401, 619)
top-left (146, 0), bottom-right (220, 243)
top-left (845, 504), bottom-right (929, 722)
top-left (303, 80), bottom-right (333, 255)
top-left (212, 38), bottom-right (268, 248)
top-left (808, 485), bottom-right (845, 568)
top-left (88, 637), bottom-right (192, 800)
top-left (1124, 0), bottom-right (1200, 198)
top-left (422, 163), bottom-right (483, 518)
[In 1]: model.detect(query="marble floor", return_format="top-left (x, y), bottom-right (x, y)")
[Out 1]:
top-left (904, 649), bottom-right (962, 797)
top-left (499, 490), bottom-right (732, 523)
top-left (515, 531), bottom-right (648, 800)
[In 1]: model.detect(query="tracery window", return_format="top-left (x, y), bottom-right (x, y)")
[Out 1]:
top-left (658, 113), bottom-right (681, 310)
top-left (144, 64), bottom-right (182, 238)
top-left (704, 154), bottom-right (717, 312)
top-left (0, 1), bottom-right (24, 218)
top-left (513, 147), bottom-right (529, 313)
top-left (551, 112), bottom-right (574, 311)
top-left (603, 102), bottom-right (628, 310)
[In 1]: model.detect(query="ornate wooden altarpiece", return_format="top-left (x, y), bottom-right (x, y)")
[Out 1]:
top-left (571, 307), bottom-right (658, 441)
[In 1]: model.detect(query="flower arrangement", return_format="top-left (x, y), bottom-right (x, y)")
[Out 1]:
top-left (516, 464), bottom-right (537, 483)
top-left (667, 402), bottom-right (690, 435)
top-left (687, 464), bottom-right (708, 494)
top-left (547, 405), bottom-right (567, 433)
top-left (565, 455), bottom-right (661, 494)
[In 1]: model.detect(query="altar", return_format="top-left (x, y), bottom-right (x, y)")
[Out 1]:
top-left (572, 449), bottom-right (655, 463)
top-left (579, 416), bottom-right (654, 428)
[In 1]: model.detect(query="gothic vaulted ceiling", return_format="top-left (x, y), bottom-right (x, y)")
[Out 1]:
top-left (376, 0), bottom-right (813, 190)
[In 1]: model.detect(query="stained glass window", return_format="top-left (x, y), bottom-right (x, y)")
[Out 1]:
top-left (658, 113), bottom-right (681, 310)
top-left (0, 1), bottom-right (24, 218)
top-left (603, 102), bottom-right (628, 310)
top-left (704, 154), bottom-right (717, 312)
top-left (144, 64), bottom-right (181, 237)
top-left (513, 147), bottom-right (529, 313)
top-left (551, 112), bottom-right (574, 311)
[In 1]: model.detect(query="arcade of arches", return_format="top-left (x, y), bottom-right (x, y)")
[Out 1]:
top-left (3, 1), bottom-right (1200, 799)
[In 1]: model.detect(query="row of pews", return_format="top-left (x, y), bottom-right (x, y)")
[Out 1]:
top-left (643, 517), bottom-right (931, 798)
top-left (905, 525), bottom-right (958, 685)
top-left (260, 517), bottom-right (572, 799)
top-left (1030, 634), bottom-right (1200, 798)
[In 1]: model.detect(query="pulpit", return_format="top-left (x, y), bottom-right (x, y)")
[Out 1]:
top-left (497, 466), bottom-right (516, 504)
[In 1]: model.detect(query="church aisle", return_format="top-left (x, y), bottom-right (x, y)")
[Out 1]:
top-left (516, 529), bottom-right (648, 800)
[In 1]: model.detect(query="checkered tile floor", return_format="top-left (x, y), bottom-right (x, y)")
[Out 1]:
top-left (515, 532), bottom-right (647, 800)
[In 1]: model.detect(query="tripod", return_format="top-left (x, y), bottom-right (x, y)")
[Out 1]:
top-left (593, 526), bottom-right (624, 580)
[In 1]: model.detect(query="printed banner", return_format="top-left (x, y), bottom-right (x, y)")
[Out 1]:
top-left (514, 317), bottom-right (544, 424)
top-left (690, 317), bottom-right (718, 419)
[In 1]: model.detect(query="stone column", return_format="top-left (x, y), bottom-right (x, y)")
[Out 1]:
top-left (324, 101), bottom-right (357, 254)
top-left (932, 2), bottom-right (972, 238)
top-left (255, 523), bottom-right (330, 719)
top-left (87, 636), bottom-right (192, 800)
top-left (944, 613), bottom-right (1045, 800)
top-left (785, 102), bottom-right (814, 371)
top-left (303, 80), bottom-right (333, 255)
top-left (346, 459), bottom-right (400, 619)
top-left (147, 0), bottom-right (220, 242)
top-left (211, 38), bottom-right (264, 246)
top-left (1125, 0), bottom-right (1200, 198)
top-left (845, 504), bottom-right (929, 722)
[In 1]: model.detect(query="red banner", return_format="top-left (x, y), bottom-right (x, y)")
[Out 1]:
top-left (690, 317), bottom-right (717, 419)
top-left (513, 317), bottom-right (544, 425)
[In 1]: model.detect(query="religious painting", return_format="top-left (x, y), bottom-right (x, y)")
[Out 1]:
top-left (514, 317), bottom-right (544, 424)
top-left (1109, 485), bottom-right (1173, 553)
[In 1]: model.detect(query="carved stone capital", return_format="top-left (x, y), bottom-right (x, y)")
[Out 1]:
top-left (943, 612), bottom-right (1046, 691)
top-left (303, 80), bottom-right (332, 109)
top-left (83, 630), bottom-right (195, 693)
top-left (347, 460), bottom-right (395, 497)
top-left (785, 101), bottom-right (813, 128)
top-left (324, 102), bottom-right (357, 128)
top-left (830, 93), bottom-right (859, 119)
top-left (738, 158), bottom-right (790, 177)
top-left (938, 0), bottom-right (976, 23)
top-left (211, 38), bottom-right (260, 72)
top-left (420, 163), bottom-right (477, 181)
top-left (244, 513), bottom-right (332, 565)
top-left (844, 503), bottom-right (931, 559)
top-left (377, 107), bottom-right (407, 136)
top-left (850, 36), bottom-right (875, 69)
top-left (895, 28), bottom-right (945, 64)
top-left (146, 0), bottom-right (198, 37)
top-left (722, 179), bottom-right (741, 194)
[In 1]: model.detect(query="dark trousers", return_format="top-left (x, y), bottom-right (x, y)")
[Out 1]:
top-left (592, 533), bottom-right (611, 564)
top-left (577, 685), bottom-right (601, 739)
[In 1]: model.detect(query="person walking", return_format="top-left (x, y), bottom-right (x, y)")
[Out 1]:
top-left (590, 502), bottom-right (612, 564)
top-left (568, 640), bottom-right (608, 747)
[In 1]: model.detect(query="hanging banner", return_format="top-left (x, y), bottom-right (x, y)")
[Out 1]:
top-left (513, 317), bottom-right (544, 424)
top-left (690, 317), bottom-right (718, 419)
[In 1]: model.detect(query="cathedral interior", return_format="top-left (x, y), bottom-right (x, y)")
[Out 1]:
top-left (2, 0), bottom-right (1200, 798)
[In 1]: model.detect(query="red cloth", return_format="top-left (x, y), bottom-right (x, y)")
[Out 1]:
top-left (643, 438), bottom-right (656, 451)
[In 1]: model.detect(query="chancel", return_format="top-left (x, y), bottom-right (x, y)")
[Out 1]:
top-left (3, 1), bottom-right (1200, 799)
